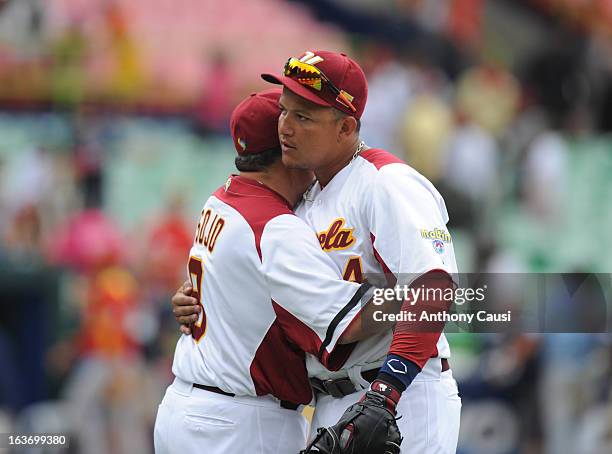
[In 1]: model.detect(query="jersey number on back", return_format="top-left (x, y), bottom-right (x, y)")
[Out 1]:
top-left (189, 210), bottom-right (226, 342)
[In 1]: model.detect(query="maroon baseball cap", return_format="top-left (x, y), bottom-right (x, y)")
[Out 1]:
top-left (230, 89), bottom-right (282, 155)
top-left (261, 50), bottom-right (368, 119)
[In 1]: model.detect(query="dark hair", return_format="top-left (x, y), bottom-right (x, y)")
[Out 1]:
top-left (334, 109), bottom-right (361, 132)
top-left (234, 147), bottom-right (282, 172)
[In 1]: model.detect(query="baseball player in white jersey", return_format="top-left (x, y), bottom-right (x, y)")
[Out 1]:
top-left (154, 89), bottom-right (389, 454)
top-left (260, 51), bottom-right (462, 452)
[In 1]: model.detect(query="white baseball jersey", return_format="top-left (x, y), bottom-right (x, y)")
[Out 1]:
top-left (296, 148), bottom-right (458, 380)
top-left (171, 175), bottom-right (371, 404)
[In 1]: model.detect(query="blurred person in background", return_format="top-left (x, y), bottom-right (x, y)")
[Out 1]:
top-left (440, 62), bottom-right (513, 208)
top-left (0, 156), bottom-right (5, 260)
top-left (138, 193), bottom-right (194, 295)
top-left (72, 130), bottom-right (105, 212)
top-left (45, 257), bottom-right (155, 454)
top-left (103, 1), bottom-right (144, 102)
top-left (3, 204), bottom-right (43, 264)
top-left (400, 92), bottom-right (453, 183)
top-left (193, 51), bottom-right (236, 135)
top-left (45, 189), bottom-right (154, 453)
top-left (537, 274), bottom-right (610, 454)
top-left (359, 49), bottom-right (415, 155)
top-left (51, 21), bottom-right (87, 109)
top-left (0, 146), bottom-right (52, 214)
top-left (518, 33), bottom-right (585, 225)
top-left (0, 326), bottom-right (22, 413)
top-left (58, 264), bottom-right (153, 454)
top-left (135, 192), bottom-right (193, 378)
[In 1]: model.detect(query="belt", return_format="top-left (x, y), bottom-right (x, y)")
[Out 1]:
top-left (310, 368), bottom-right (380, 398)
top-left (310, 359), bottom-right (450, 398)
top-left (192, 383), bottom-right (300, 410)
top-left (441, 358), bottom-right (450, 372)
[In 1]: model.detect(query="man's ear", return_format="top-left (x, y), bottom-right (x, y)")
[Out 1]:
top-left (338, 115), bottom-right (358, 141)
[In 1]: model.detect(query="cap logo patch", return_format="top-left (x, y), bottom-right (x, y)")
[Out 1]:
top-left (299, 51), bottom-right (324, 65)
top-left (237, 138), bottom-right (246, 151)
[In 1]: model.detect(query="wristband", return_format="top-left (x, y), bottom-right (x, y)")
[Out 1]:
top-left (377, 354), bottom-right (421, 392)
top-left (370, 379), bottom-right (402, 411)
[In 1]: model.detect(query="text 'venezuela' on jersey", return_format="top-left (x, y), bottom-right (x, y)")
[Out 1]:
top-left (296, 148), bottom-right (459, 381)
top-left (171, 175), bottom-right (373, 405)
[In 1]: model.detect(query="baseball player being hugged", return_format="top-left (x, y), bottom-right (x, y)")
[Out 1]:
top-left (155, 89), bottom-right (399, 454)
top-left (260, 51), bottom-right (462, 453)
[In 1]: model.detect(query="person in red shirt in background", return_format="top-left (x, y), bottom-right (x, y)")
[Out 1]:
top-left (47, 206), bottom-right (153, 454)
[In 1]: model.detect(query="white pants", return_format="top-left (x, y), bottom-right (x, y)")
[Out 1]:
top-left (310, 361), bottom-right (461, 453)
top-left (154, 377), bottom-right (309, 454)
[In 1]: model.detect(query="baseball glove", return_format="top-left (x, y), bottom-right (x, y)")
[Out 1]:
top-left (301, 381), bottom-right (402, 454)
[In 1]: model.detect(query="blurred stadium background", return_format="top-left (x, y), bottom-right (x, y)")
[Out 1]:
top-left (0, 0), bottom-right (611, 453)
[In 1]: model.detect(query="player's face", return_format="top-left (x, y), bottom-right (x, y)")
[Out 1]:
top-left (278, 89), bottom-right (345, 172)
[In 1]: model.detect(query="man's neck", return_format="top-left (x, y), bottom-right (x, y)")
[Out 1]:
top-left (316, 139), bottom-right (367, 188)
top-left (238, 170), bottom-right (298, 207)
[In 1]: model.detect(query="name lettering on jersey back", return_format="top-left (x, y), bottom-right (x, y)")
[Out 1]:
top-left (195, 208), bottom-right (225, 253)
top-left (317, 218), bottom-right (356, 251)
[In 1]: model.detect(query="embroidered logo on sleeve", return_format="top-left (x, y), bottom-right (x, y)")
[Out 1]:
top-left (421, 228), bottom-right (451, 255)
top-left (420, 228), bottom-right (452, 243)
top-left (432, 239), bottom-right (445, 254)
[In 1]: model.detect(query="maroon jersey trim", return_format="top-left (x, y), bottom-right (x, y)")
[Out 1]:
top-left (359, 148), bottom-right (405, 170)
top-left (249, 316), bottom-right (313, 404)
top-left (213, 175), bottom-right (293, 260)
